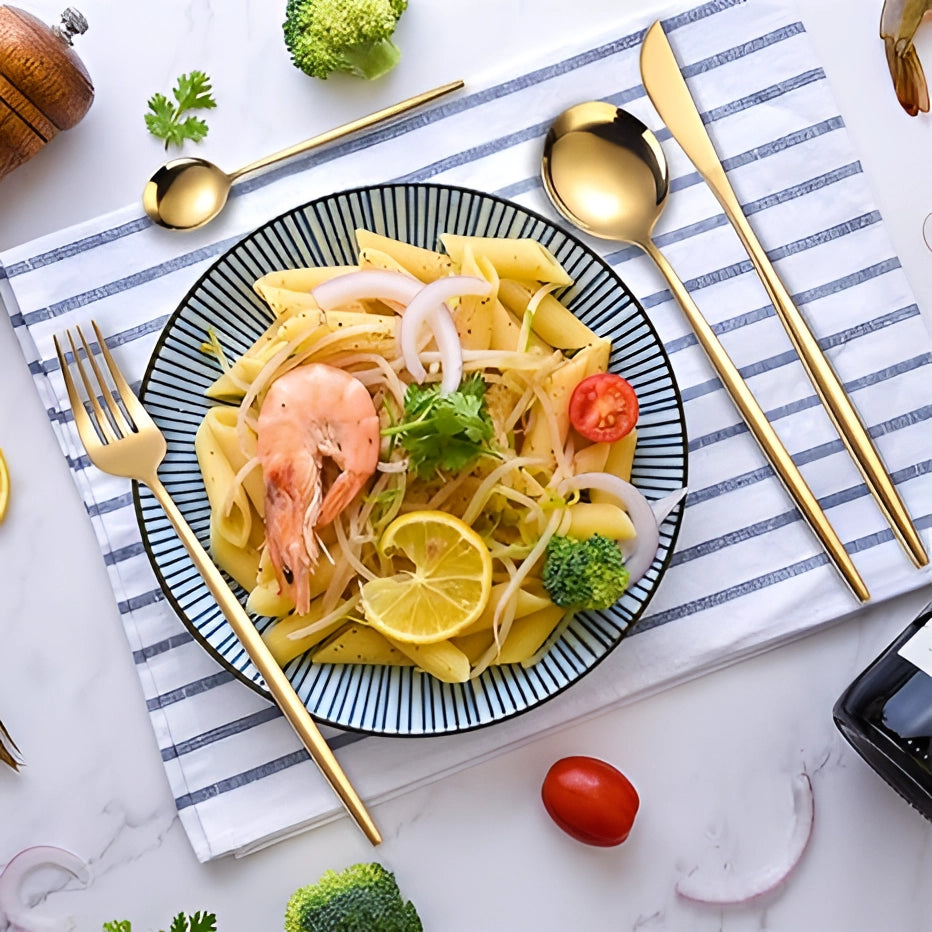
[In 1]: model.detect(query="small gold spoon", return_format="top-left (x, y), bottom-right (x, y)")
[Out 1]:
top-left (541, 101), bottom-right (868, 602)
top-left (142, 79), bottom-right (464, 231)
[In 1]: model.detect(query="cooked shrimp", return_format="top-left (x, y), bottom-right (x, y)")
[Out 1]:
top-left (257, 363), bottom-right (380, 614)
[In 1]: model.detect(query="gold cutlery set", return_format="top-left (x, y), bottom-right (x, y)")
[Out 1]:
top-left (54, 21), bottom-right (927, 841)
top-left (544, 21), bottom-right (927, 602)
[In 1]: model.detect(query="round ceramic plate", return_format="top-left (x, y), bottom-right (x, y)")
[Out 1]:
top-left (136, 182), bottom-right (688, 736)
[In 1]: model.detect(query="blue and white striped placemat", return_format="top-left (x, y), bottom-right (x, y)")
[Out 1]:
top-left (3, 0), bottom-right (932, 860)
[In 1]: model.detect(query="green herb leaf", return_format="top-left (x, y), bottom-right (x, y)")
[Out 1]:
top-left (173, 71), bottom-right (218, 113)
top-left (163, 912), bottom-right (217, 932)
top-left (383, 374), bottom-right (497, 478)
top-left (104, 910), bottom-right (215, 932)
top-left (145, 71), bottom-right (217, 150)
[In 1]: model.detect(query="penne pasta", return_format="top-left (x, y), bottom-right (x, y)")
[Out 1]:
top-left (494, 604), bottom-right (566, 665)
top-left (254, 265), bottom-right (358, 298)
top-left (520, 339), bottom-right (612, 460)
top-left (439, 234), bottom-right (573, 286)
top-left (355, 229), bottom-right (454, 282)
top-left (564, 502), bottom-right (636, 541)
top-left (195, 407), bottom-right (258, 549)
top-left (312, 623), bottom-right (415, 666)
top-left (591, 429), bottom-right (638, 501)
top-left (498, 279), bottom-right (601, 351)
top-left (388, 637), bottom-right (472, 683)
top-left (262, 596), bottom-right (354, 667)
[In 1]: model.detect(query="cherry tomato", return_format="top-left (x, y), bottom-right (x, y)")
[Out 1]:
top-left (568, 373), bottom-right (639, 443)
top-left (541, 755), bottom-right (639, 847)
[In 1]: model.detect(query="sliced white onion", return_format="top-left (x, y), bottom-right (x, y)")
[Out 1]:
top-left (433, 311), bottom-right (466, 395)
top-left (398, 276), bottom-right (489, 393)
top-left (376, 459), bottom-right (409, 473)
top-left (676, 772), bottom-right (814, 905)
top-left (0, 845), bottom-right (90, 931)
top-left (559, 472), bottom-right (659, 584)
top-left (310, 269), bottom-right (422, 309)
top-left (651, 487), bottom-right (688, 525)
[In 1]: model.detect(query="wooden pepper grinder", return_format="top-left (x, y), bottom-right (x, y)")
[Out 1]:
top-left (0, 6), bottom-right (93, 181)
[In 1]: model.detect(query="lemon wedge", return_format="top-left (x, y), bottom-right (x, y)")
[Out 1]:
top-left (361, 511), bottom-right (492, 644)
top-left (0, 448), bottom-right (9, 524)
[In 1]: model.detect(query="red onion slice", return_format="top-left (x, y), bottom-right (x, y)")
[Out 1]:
top-left (676, 772), bottom-right (814, 905)
top-left (559, 472), bottom-right (659, 584)
top-left (398, 276), bottom-right (490, 393)
top-left (310, 269), bottom-right (422, 309)
top-left (0, 845), bottom-right (90, 931)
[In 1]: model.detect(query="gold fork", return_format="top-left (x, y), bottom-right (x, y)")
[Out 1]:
top-left (54, 321), bottom-right (381, 845)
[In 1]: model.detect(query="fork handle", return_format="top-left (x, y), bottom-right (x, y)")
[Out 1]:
top-left (143, 472), bottom-right (381, 845)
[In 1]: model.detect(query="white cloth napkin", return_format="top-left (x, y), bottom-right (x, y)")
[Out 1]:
top-left (3, 0), bottom-right (932, 861)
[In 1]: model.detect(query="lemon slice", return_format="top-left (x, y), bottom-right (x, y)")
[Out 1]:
top-left (0, 448), bottom-right (9, 524)
top-left (361, 511), bottom-right (493, 644)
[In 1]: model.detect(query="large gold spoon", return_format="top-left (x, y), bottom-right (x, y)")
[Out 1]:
top-left (143, 79), bottom-right (464, 230)
top-left (541, 102), bottom-right (869, 602)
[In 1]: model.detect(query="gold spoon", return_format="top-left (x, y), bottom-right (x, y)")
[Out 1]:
top-left (143, 79), bottom-right (464, 230)
top-left (541, 101), bottom-right (869, 602)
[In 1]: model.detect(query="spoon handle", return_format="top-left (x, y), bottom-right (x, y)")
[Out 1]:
top-left (229, 79), bottom-right (464, 181)
top-left (642, 238), bottom-right (869, 603)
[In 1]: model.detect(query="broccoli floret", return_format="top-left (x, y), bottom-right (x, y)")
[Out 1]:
top-left (542, 533), bottom-right (630, 611)
top-left (283, 0), bottom-right (408, 81)
top-left (284, 862), bottom-right (423, 932)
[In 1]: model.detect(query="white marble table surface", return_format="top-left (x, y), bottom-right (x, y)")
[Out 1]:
top-left (2, 0), bottom-right (932, 929)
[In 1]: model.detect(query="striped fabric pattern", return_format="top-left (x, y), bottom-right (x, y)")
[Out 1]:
top-left (2, 0), bottom-right (931, 860)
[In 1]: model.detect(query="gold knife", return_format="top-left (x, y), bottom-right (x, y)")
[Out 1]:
top-left (639, 20), bottom-right (928, 570)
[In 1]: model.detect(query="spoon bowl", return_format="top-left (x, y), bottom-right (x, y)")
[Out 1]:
top-left (142, 157), bottom-right (233, 231)
top-left (542, 102), bottom-right (668, 246)
top-left (541, 102), bottom-right (868, 602)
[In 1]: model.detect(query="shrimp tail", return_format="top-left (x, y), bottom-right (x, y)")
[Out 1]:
top-left (318, 470), bottom-right (370, 526)
top-left (885, 34), bottom-right (931, 115)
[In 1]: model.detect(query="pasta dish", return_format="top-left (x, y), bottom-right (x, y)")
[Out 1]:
top-left (194, 229), bottom-right (671, 684)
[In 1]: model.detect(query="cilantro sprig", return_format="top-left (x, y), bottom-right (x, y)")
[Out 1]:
top-left (103, 911), bottom-right (216, 932)
top-left (145, 71), bottom-right (217, 149)
top-left (383, 374), bottom-right (497, 478)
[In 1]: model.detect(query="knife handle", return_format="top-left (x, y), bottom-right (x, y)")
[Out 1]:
top-left (715, 189), bottom-right (928, 569)
top-left (643, 238), bottom-right (869, 602)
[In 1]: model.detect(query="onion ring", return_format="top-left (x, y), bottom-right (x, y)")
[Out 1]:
top-left (558, 472), bottom-right (659, 584)
top-left (310, 269), bottom-right (422, 309)
top-left (0, 845), bottom-right (90, 931)
top-left (676, 772), bottom-right (814, 904)
top-left (398, 276), bottom-right (490, 393)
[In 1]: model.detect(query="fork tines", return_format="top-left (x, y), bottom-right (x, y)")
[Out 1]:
top-left (55, 321), bottom-right (142, 444)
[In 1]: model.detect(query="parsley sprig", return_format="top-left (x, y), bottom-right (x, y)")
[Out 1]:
top-left (383, 374), bottom-right (497, 478)
top-left (145, 71), bottom-right (217, 149)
